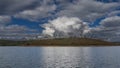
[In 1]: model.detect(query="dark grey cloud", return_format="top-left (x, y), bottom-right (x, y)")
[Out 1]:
top-left (0, 0), bottom-right (40, 15)
top-left (0, 24), bottom-right (37, 33)
top-left (100, 16), bottom-right (120, 27)
top-left (57, 0), bottom-right (120, 22)
top-left (14, 0), bottom-right (120, 22)
top-left (0, 0), bottom-right (42, 40)
top-left (14, 0), bottom-right (57, 21)
top-left (0, 24), bottom-right (38, 40)
top-left (0, 16), bottom-right (11, 24)
top-left (0, 16), bottom-right (34, 34)
top-left (87, 16), bottom-right (120, 42)
top-left (14, 5), bottom-right (57, 21)
top-left (108, 11), bottom-right (120, 17)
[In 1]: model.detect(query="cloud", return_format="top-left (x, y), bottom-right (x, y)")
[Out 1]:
top-left (0, 16), bottom-right (11, 24)
top-left (0, 16), bottom-right (35, 33)
top-left (0, 24), bottom-right (37, 32)
top-left (88, 16), bottom-right (120, 42)
top-left (0, 0), bottom-right (120, 41)
top-left (0, 24), bottom-right (39, 40)
top-left (0, 0), bottom-right (39, 15)
top-left (41, 16), bottom-right (89, 37)
top-left (14, 0), bottom-right (120, 22)
top-left (14, 5), bottom-right (57, 21)
top-left (108, 10), bottom-right (120, 17)
top-left (13, 0), bottom-right (120, 23)
top-left (57, 0), bottom-right (120, 22)
top-left (100, 16), bottom-right (120, 27)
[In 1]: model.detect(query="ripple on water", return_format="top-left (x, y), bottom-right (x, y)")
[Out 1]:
top-left (0, 47), bottom-right (120, 68)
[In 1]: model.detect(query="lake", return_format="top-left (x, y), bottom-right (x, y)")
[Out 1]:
top-left (0, 46), bottom-right (120, 68)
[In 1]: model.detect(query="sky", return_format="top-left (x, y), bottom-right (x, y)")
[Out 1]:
top-left (0, 0), bottom-right (120, 42)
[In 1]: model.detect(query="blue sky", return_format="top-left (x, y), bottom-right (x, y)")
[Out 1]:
top-left (0, 0), bottom-right (120, 41)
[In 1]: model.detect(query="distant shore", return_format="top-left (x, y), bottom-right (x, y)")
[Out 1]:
top-left (0, 38), bottom-right (119, 46)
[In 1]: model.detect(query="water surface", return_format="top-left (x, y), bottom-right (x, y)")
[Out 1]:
top-left (0, 46), bottom-right (120, 68)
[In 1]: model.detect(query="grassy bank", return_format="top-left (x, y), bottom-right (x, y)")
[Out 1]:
top-left (0, 38), bottom-right (119, 46)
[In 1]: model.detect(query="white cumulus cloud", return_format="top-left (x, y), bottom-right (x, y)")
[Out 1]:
top-left (42, 16), bottom-right (89, 38)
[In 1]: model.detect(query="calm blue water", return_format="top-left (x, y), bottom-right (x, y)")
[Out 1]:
top-left (0, 46), bottom-right (120, 68)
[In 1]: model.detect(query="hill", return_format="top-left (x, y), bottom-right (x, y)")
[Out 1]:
top-left (23, 38), bottom-right (119, 46)
top-left (0, 38), bottom-right (119, 46)
top-left (0, 40), bottom-right (25, 46)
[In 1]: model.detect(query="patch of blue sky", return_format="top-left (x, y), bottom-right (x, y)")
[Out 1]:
top-left (89, 16), bottom-right (106, 27)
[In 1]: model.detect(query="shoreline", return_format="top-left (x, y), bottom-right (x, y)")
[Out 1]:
top-left (0, 38), bottom-right (119, 46)
top-left (0, 44), bottom-right (120, 47)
